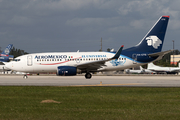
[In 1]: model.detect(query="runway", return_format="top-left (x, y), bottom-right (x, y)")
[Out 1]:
top-left (0, 75), bottom-right (180, 87)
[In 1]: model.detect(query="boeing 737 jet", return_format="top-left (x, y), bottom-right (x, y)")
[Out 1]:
top-left (5, 16), bottom-right (170, 79)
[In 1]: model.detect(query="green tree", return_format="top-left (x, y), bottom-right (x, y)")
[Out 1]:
top-left (9, 47), bottom-right (28, 58)
top-left (107, 48), bottom-right (111, 52)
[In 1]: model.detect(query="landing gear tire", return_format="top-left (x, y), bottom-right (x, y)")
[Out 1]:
top-left (23, 75), bottom-right (28, 79)
top-left (85, 73), bottom-right (92, 79)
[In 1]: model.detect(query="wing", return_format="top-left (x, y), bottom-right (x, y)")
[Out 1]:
top-left (77, 45), bottom-right (124, 72)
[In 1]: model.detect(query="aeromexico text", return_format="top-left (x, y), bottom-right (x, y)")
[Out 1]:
top-left (34, 55), bottom-right (107, 59)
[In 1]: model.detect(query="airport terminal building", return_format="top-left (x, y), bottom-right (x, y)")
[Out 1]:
top-left (171, 55), bottom-right (180, 65)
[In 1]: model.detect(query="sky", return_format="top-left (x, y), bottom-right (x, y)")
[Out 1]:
top-left (0, 0), bottom-right (180, 53)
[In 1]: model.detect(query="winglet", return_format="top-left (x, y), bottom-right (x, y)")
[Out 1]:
top-left (111, 45), bottom-right (124, 59)
top-left (162, 16), bottom-right (169, 18)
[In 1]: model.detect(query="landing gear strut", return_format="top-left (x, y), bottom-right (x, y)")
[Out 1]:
top-left (85, 72), bottom-right (92, 79)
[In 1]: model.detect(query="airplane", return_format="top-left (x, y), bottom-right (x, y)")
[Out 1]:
top-left (0, 44), bottom-right (13, 73)
top-left (140, 66), bottom-right (156, 74)
top-left (5, 16), bottom-right (170, 79)
top-left (147, 62), bottom-right (180, 74)
top-left (125, 66), bottom-right (156, 74)
top-left (0, 44), bottom-right (13, 62)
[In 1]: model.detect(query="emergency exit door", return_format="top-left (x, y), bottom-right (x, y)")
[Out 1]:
top-left (27, 55), bottom-right (33, 66)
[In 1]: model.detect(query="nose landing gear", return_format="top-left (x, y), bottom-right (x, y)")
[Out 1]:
top-left (23, 75), bottom-right (28, 79)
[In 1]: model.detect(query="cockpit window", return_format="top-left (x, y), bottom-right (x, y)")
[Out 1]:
top-left (13, 59), bottom-right (21, 62)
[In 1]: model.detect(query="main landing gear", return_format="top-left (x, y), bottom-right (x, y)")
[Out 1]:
top-left (85, 72), bottom-right (92, 79)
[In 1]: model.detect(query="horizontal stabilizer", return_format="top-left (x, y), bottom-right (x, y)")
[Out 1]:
top-left (148, 50), bottom-right (172, 58)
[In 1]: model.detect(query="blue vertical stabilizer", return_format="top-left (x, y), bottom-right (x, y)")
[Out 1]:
top-left (124, 16), bottom-right (169, 53)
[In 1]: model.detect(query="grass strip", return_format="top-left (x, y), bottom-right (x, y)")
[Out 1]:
top-left (0, 86), bottom-right (180, 120)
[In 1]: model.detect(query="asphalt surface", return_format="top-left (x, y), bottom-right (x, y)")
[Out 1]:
top-left (0, 74), bottom-right (180, 87)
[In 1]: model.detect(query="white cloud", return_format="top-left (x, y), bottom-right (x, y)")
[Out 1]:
top-left (117, 0), bottom-right (180, 30)
top-left (1, 0), bottom-right (180, 52)
top-left (7, 15), bottom-right (32, 25)
top-left (130, 19), bottom-right (156, 29)
top-left (24, 0), bottom-right (107, 12)
top-left (117, 0), bottom-right (179, 17)
top-left (170, 19), bottom-right (180, 30)
top-left (118, 0), bottom-right (156, 15)
top-left (65, 17), bottom-right (121, 27)
top-left (66, 18), bottom-right (104, 26)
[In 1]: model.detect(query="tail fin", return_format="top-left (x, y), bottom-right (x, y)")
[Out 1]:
top-left (1, 44), bottom-right (13, 55)
top-left (147, 62), bottom-right (157, 69)
top-left (140, 66), bottom-right (143, 70)
top-left (125, 16), bottom-right (169, 53)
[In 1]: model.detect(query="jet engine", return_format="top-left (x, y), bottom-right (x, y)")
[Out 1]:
top-left (57, 66), bottom-right (77, 76)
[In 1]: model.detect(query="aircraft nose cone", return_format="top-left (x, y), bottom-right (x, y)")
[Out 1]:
top-left (5, 62), bottom-right (12, 69)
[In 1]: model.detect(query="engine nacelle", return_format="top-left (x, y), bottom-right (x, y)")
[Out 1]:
top-left (57, 66), bottom-right (77, 76)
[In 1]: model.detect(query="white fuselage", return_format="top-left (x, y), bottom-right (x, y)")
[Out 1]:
top-left (148, 66), bottom-right (180, 72)
top-left (5, 51), bottom-right (142, 73)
